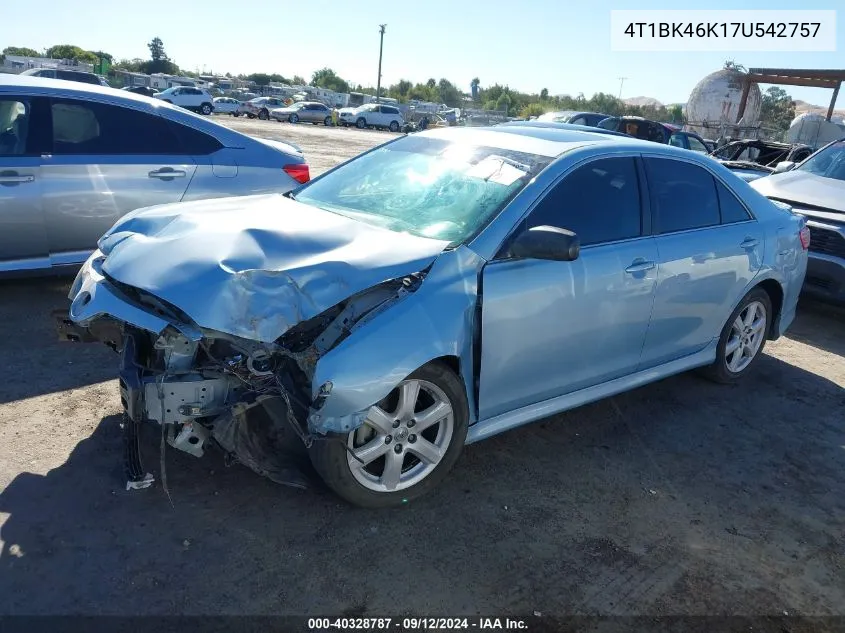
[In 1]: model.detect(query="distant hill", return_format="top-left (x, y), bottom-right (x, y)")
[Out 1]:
top-left (793, 99), bottom-right (845, 118)
top-left (623, 96), bottom-right (663, 108)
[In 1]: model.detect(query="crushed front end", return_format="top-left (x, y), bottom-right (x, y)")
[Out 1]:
top-left (59, 249), bottom-right (425, 492)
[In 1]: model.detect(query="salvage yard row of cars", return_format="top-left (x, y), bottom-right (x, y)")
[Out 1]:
top-left (2, 73), bottom-right (841, 508)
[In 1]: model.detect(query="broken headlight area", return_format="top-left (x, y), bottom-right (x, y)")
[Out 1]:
top-left (108, 271), bottom-right (427, 492)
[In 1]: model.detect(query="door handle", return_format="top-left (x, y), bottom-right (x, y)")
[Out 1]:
top-left (148, 168), bottom-right (187, 179)
top-left (740, 237), bottom-right (759, 249)
top-left (0, 175), bottom-right (35, 184)
top-left (625, 260), bottom-right (656, 274)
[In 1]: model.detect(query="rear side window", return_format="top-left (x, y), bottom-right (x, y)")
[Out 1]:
top-left (50, 98), bottom-right (184, 155)
top-left (645, 157), bottom-right (720, 233)
top-left (56, 71), bottom-right (99, 85)
top-left (168, 121), bottom-right (223, 155)
top-left (527, 157), bottom-right (642, 246)
top-left (716, 180), bottom-right (752, 223)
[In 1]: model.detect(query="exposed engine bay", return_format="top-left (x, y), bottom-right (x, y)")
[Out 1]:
top-left (58, 267), bottom-right (426, 491)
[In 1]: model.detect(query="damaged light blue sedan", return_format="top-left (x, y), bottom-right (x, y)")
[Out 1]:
top-left (60, 126), bottom-right (810, 507)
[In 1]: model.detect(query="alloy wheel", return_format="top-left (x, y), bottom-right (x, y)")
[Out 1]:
top-left (725, 300), bottom-right (767, 373)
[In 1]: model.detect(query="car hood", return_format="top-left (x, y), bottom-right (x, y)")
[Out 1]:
top-left (97, 194), bottom-right (450, 342)
top-left (751, 171), bottom-right (845, 214)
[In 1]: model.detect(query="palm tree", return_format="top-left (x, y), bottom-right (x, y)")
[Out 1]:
top-left (471, 77), bottom-right (480, 101)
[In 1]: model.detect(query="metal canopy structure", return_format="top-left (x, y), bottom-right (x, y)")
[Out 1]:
top-left (737, 68), bottom-right (845, 122)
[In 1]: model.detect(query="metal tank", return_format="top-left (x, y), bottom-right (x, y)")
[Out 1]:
top-left (685, 67), bottom-right (762, 141)
top-left (787, 112), bottom-right (845, 148)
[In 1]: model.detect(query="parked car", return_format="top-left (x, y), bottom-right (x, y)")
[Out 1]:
top-left (270, 101), bottom-right (333, 125)
top-left (0, 74), bottom-right (309, 276)
top-left (667, 130), bottom-right (712, 154)
top-left (212, 96), bottom-right (242, 115)
top-left (60, 125), bottom-right (808, 507)
top-left (537, 111), bottom-right (612, 127)
top-left (153, 86), bottom-right (215, 115)
top-left (20, 67), bottom-right (110, 87)
top-left (122, 86), bottom-right (158, 98)
top-left (240, 97), bottom-right (287, 120)
top-left (750, 138), bottom-right (845, 303)
top-left (597, 116), bottom-right (672, 143)
top-left (338, 103), bottom-right (404, 131)
top-left (710, 139), bottom-right (816, 183)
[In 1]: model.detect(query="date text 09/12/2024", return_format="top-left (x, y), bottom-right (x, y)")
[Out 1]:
top-left (307, 617), bottom-right (529, 630)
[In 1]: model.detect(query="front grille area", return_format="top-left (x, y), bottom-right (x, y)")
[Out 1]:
top-left (807, 226), bottom-right (845, 258)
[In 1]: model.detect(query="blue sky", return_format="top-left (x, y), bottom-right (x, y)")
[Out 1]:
top-left (2, 0), bottom-right (842, 108)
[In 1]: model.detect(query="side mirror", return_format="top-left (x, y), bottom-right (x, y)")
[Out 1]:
top-left (508, 225), bottom-right (580, 262)
top-left (773, 161), bottom-right (796, 174)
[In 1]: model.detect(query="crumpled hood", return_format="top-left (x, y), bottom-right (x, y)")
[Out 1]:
top-left (751, 171), bottom-right (845, 214)
top-left (98, 194), bottom-right (450, 342)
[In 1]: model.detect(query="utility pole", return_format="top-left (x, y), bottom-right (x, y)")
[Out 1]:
top-left (617, 76), bottom-right (627, 100)
top-left (376, 24), bottom-right (386, 103)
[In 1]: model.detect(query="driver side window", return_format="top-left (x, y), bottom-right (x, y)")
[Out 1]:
top-left (525, 157), bottom-right (643, 246)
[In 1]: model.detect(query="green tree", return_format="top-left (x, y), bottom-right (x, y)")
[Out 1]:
top-left (668, 104), bottom-right (684, 123)
top-left (437, 78), bottom-right (461, 107)
top-left (45, 44), bottom-right (97, 64)
top-left (540, 88), bottom-right (549, 101)
top-left (426, 78), bottom-right (436, 89)
top-left (760, 86), bottom-right (795, 136)
top-left (495, 93), bottom-right (511, 112)
top-left (3, 46), bottom-right (41, 57)
top-left (148, 37), bottom-right (167, 62)
top-left (520, 103), bottom-right (546, 118)
top-left (311, 67), bottom-right (350, 93)
top-left (292, 75), bottom-right (306, 85)
top-left (115, 58), bottom-right (145, 72)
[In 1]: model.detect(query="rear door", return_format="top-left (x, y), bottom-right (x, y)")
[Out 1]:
top-left (40, 98), bottom-right (196, 264)
top-left (638, 156), bottom-right (764, 368)
top-left (0, 95), bottom-right (49, 271)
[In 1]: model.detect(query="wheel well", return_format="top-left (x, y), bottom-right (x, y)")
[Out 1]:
top-left (754, 278), bottom-right (784, 339)
top-left (432, 355), bottom-right (460, 378)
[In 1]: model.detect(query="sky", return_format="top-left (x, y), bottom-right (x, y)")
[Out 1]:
top-left (2, 0), bottom-right (843, 109)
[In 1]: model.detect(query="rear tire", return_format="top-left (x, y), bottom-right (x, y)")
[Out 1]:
top-left (289, 113), bottom-right (299, 124)
top-left (200, 103), bottom-right (212, 115)
top-left (258, 108), bottom-right (269, 120)
top-left (309, 361), bottom-right (468, 508)
top-left (699, 287), bottom-right (772, 384)
top-left (356, 117), bottom-right (367, 129)
top-left (324, 116), bottom-right (332, 126)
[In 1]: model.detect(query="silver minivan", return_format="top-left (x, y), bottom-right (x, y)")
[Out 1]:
top-left (0, 74), bottom-right (309, 275)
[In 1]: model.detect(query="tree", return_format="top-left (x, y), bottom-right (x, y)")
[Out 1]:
top-left (495, 93), bottom-right (511, 113)
top-left (426, 78), bottom-right (436, 89)
top-left (521, 103), bottom-right (546, 118)
top-left (311, 67), bottom-right (349, 93)
top-left (760, 86), bottom-right (795, 137)
top-left (3, 46), bottom-right (41, 57)
top-left (540, 88), bottom-right (549, 101)
top-left (45, 44), bottom-right (97, 64)
top-left (668, 104), bottom-right (684, 123)
top-left (437, 78), bottom-right (461, 107)
top-left (148, 37), bottom-right (167, 62)
top-left (292, 75), bottom-right (306, 85)
top-left (116, 58), bottom-right (145, 72)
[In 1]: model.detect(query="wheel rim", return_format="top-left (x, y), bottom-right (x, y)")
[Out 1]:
top-left (390, 122), bottom-right (398, 132)
top-left (725, 300), bottom-right (767, 373)
top-left (290, 114), bottom-right (298, 123)
top-left (259, 110), bottom-right (268, 120)
top-left (346, 378), bottom-right (454, 493)
top-left (357, 118), bottom-right (366, 128)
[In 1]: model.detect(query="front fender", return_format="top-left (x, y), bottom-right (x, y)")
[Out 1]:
top-left (308, 246), bottom-right (484, 434)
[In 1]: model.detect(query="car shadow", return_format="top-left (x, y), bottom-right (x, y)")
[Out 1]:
top-left (2, 352), bottom-right (843, 616)
top-left (0, 278), bottom-right (117, 405)
top-left (785, 298), bottom-right (845, 358)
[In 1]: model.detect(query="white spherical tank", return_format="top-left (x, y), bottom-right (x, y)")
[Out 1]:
top-left (686, 68), bottom-right (761, 129)
top-left (788, 112), bottom-right (845, 147)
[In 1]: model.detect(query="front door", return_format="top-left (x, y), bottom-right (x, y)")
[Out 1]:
top-left (638, 156), bottom-right (764, 368)
top-left (478, 156), bottom-right (658, 420)
top-left (40, 98), bottom-right (196, 264)
top-left (0, 95), bottom-right (48, 271)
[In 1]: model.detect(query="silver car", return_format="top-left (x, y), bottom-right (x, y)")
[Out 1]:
top-left (0, 74), bottom-right (309, 276)
top-left (271, 101), bottom-right (333, 125)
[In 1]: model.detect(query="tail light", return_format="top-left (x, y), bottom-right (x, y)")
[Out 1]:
top-left (799, 225), bottom-right (811, 250)
top-left (283, 163), bottom-right (310, 184)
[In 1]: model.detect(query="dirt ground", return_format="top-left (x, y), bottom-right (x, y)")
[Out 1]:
top-left (0, 118), bottom-right (843, 619)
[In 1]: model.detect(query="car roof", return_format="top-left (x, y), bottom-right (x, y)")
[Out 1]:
top-left (416, 125), bottom-right (651, 158)
top-left (499, 121), bottom-right (633, 138)
top-left (0, 74), bottom-right (268, 151)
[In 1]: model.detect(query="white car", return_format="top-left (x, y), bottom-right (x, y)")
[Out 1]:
top-left (338, 103), bottom-right (404, 132)
top-left (154, 86), bottom-right (215, 115)
top-left (213, 97), bottom-right (242, 116)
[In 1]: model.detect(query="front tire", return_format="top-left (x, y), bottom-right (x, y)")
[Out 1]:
top-left (356, 117), bottom-right (367, 129)
top-left (324, 116), bottom-right (332, 126)
top-left (258, 108), bottom-right (269, 120)
top-left (389, 120), bottom-right (400, 132)
top-left (309, 362), bottom-right (468, 508)
top-left (289, 113), bottom-right (299, 124)
top-left (200, 103), bottom-right (213, 115)
top-left (700, 287), bottom-right (772, 384)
